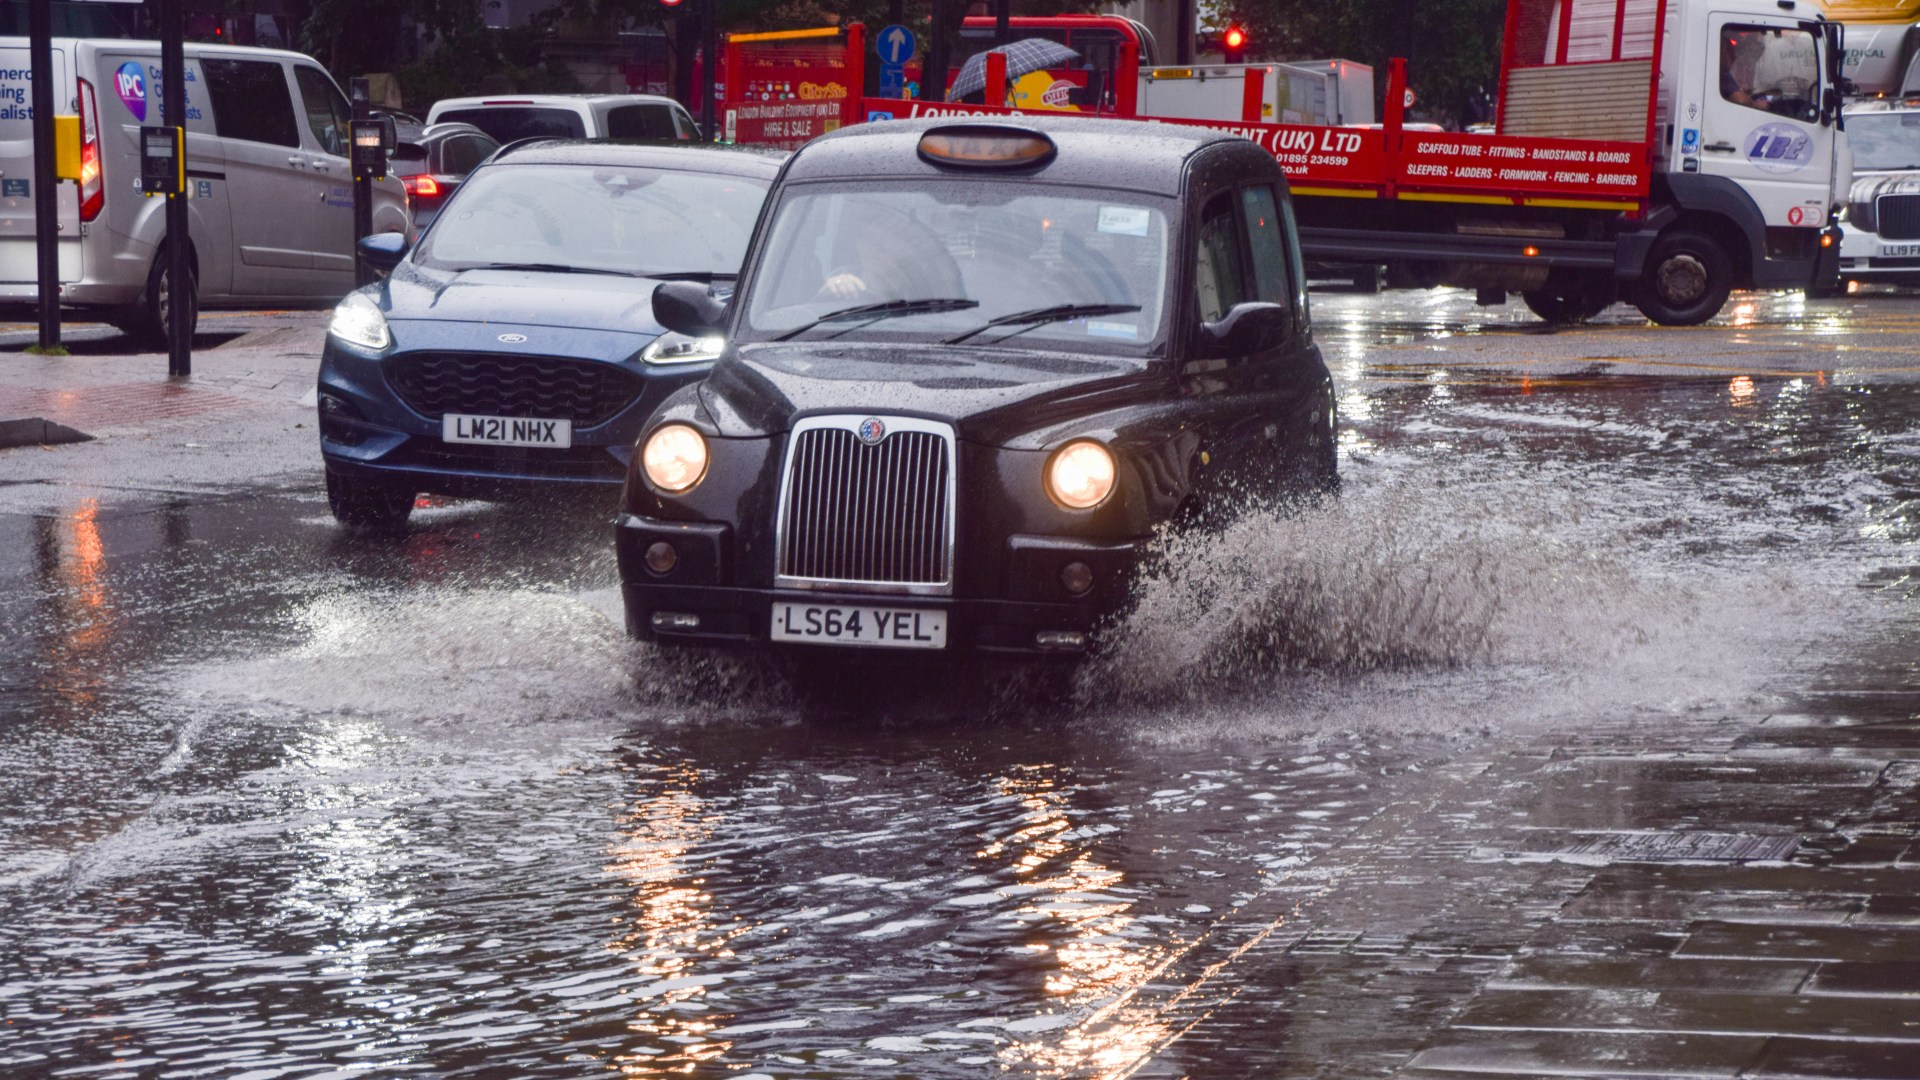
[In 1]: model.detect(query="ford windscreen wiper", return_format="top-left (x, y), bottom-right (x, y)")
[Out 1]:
top-left (944, 302), bottom-right (1143, 345)
top-left (775, 297), bottom-right (979, 342)
top-left (646, 271), bottom-right (738, 282)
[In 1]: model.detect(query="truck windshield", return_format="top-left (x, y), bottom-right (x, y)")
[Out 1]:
top-left (414, 164), bottom-right (769, 277)
top-left (742, 181), bottom-right (1171, 352)
top-left (1846, 112), bottom-right (1920, 171)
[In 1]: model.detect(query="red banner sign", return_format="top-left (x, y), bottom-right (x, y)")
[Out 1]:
top-left (1398, 132), bottom-right (1649, 199)
top-left (858, 100), bottom-right (1385, 191)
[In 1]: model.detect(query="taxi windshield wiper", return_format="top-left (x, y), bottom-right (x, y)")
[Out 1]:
top-left (645, 271), bottom-right (737, 282)
top-left (461, 262), bottom-right (640, 277)
top-left (776, 297), bottom-right (979, 342)
top-left (944, 302), bottom-right (1143, 345)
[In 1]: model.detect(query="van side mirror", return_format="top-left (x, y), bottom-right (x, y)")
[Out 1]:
top-left (653, 280), bottom-right (728, 336)
top-left (357, 232), bottom-right (409, 274)
top-left (1200, 301), bottom-right (1291, 357)
top-left (1823, 87), bottom-right (1844, 128)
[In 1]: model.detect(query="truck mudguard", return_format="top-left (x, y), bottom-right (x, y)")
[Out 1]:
top-left (1651, 172), bottom-right (1812, 288)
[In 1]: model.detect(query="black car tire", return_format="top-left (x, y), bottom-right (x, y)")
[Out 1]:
top-left (326, 468), bottom-right (415, 534)
top-left (1632, 231), bottom-right (1733, 326)
top-left (1522, 273), bottom-right (1618, 324)
top-left (120, 250), bottom-right (199, 351)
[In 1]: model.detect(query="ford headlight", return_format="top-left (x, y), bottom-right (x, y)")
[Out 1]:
top-left (642, 423), bottom-right (709, 493)
top-left (642, 333), bottom-right (725, 364)
top-left (1046, 440), bottom-right (1116, 510)
top-left (328, 291), bottom-right (390, 350)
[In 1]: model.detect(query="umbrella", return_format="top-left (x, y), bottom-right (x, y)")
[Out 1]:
top-left (948, 39), bottom-right (1082, 102)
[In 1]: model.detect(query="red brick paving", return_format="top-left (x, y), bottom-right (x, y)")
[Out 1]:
top-left (0, 381), bottom-right (257, 431)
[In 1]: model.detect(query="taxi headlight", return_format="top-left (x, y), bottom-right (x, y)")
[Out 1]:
top-left (328, 291), bottom-right (390, 351)
top-left (642, 423), bottom-right (709, 493)
top-left (1046, 440), bottom-right (1116, 510)
top-left (642, 333), bottom-right (726, 365)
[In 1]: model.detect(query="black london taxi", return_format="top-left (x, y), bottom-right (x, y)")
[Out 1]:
top-left (614, 116), bottom-right (1336, 658)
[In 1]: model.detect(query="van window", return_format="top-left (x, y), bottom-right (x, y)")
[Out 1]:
top-left (203, 58), bottom-right (299, 147)
top-left (437, 107), bottom-right (585, 142)
top-left (293, 65), bottom-right (350, 156)
top-left (606, 104), bottom-right (679, 140)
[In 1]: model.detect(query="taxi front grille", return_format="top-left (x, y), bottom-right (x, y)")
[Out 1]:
top-left (386, 352), bottom-right (642, 428)
top-left (1877, 194), bottom-right (1920, 240)
top-left (775, 417), bottom-right (955, 594)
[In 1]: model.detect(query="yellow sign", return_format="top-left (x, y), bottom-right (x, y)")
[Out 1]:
top-left (53, 116), bottom-right (81, 181)
top-left (1009, 70), bottom-right (1079, 112)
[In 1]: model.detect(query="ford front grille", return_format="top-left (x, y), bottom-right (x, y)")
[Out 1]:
top-left (774, 415), bottom-right (956, 595)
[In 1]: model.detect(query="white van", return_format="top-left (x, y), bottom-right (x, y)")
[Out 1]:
top-left (0, 38), bottom-right (407, 346)
top-left (424, 94), bottom-right (699, 144)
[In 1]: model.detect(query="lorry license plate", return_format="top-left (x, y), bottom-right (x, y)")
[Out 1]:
top-left (443, 413), bottom-right (573, 449)
top-left (771, 602), bottom-right (947, 649)
top-left (1882, 244), bottom-right (1920, 257)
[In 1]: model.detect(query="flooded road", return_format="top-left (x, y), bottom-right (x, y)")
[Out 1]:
top-left (3, 290), bottom-right (1917, 1078)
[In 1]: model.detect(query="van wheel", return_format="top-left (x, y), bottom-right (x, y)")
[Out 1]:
top-left (1632, 231), bottom-right (1733, 326)
top-left (326, 467), bottom-right (414, 534)
top-left (1523, 273), bottom-right (1618, 323)
top-left (125, 253), bottom-right (199, 351)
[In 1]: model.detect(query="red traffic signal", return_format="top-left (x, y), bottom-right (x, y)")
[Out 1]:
top-left (1222, 25), bottom-right (1248, 63)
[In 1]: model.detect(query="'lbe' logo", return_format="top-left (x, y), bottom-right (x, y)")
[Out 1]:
top-left (115, 62), bottom-right (146, 121)
top-left (1743, 123), bottom-right (1812, 175)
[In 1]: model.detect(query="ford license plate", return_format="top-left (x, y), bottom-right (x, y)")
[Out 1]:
top-left (771, 602), bottom-right (947, 649)
top-left (443, 413), bottom-right (573, 449)
top-left (1882, 243), bottom-right (1920, 258)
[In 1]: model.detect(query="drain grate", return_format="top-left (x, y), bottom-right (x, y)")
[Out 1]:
top-left (1551, 831), bottom-right (1800, 863)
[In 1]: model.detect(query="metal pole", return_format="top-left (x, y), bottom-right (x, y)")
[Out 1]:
top-left (994, 0), bottom-right (1009, 45)
top-left (162, 0), bottom-right (191, 375)
top-left (1177, 0), bottom-right (1194, 65)
top-left (28, 0), bottom-right (59, 350)
top-left (927, 0), bottom-right (949, 102)
top-left (349, 78), bottom-right (373, 287)
top-left (701, 0), bottom-right (716, 141)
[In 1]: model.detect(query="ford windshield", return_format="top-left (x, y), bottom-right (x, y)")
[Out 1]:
top-left (741, 181), bottom-right (1172, 353)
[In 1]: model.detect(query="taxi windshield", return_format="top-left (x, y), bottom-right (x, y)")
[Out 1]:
top-left (415, 164), bottom-right (769, 277)
top-left (741, 181), bottom-right (1171, 351)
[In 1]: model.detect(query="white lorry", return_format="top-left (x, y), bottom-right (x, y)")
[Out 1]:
top-left (1136, 59), bottom-right (1375, 127)
top-left (1824, 1), bottom-right (1920, 285)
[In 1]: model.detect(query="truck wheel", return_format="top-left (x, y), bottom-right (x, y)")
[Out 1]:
top-left (125, 252), bottom-right (199, 351)
top-left (1522, 275), bottom-right (1618, 323)
top-left (326, 467), bottom-right (414, 534)
top-left (1632, 231), bottom-right (1733, 326)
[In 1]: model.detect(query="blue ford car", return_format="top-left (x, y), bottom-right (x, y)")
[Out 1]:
top-left (316, 139), bottom-right (781, 531)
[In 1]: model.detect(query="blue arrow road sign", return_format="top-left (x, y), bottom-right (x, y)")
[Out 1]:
top-left (878, 24), bottom-right (915, 66)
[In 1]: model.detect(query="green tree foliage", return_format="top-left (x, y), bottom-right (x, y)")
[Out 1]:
top-left (1206, 0), bottom-right (1506, 127)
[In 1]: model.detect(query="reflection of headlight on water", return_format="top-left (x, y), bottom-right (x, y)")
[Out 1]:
top-left (1729, 375), bottom-right (1757, 404)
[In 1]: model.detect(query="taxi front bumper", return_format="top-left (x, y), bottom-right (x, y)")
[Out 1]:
top-left (614, 512), bottom-right (1146, 657)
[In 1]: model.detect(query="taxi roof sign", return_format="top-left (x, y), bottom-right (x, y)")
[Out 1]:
top-left (917, 126), bottom-right (1055, 169)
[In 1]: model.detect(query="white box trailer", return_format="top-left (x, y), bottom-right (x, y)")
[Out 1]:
top-left (1136, 60), bottom-right (1375, 126)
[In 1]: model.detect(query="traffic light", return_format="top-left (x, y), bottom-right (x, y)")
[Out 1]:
top-left (1222, 25), bottom-right (1248, 64)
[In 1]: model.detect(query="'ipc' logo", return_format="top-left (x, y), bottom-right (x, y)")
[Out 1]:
top-left (115, 62), bottom-right (147, 121)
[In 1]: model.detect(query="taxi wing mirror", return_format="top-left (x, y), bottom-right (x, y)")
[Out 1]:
top-left (357, 232), bottom-right (409, 274)
top-left (1200, 301), bottom-right (1291, 358)
top-left (654, 280), bottom-right (728, 337)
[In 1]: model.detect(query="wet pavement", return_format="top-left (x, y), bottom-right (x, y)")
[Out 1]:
top-left (2, 290), bottom-right (1917, 1078)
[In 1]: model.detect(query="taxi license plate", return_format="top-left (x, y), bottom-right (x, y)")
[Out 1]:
top-left (771, 602), bottom-right (946, 649)
top-left (1882, 243), bottom-right (1920, 258)
top-left (443, 413), bottom-right (573, 449)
